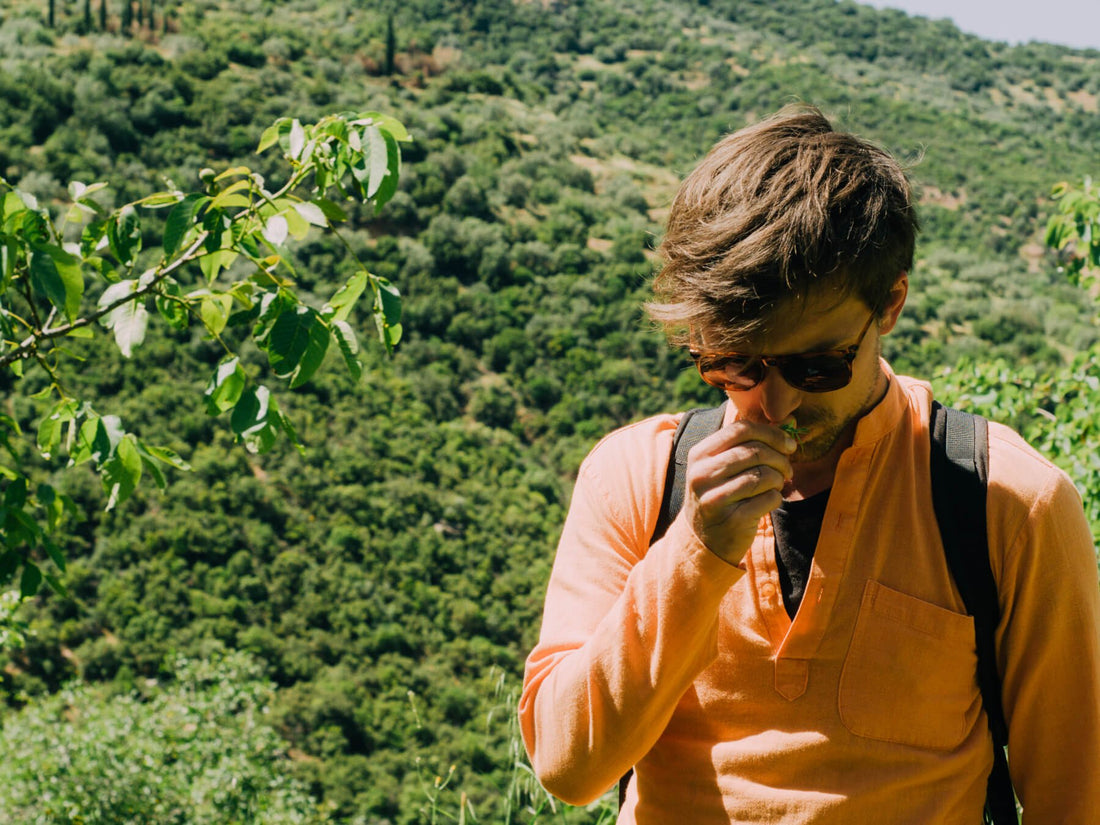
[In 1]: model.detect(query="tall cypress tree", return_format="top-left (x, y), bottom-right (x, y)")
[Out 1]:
top-left (121, 0), bottom-right (131, 33)
top-left (48, 0), bottom-right (56, 28)
top-left (99, 0), bottom-right (107, 31)
top-left (83, 0), bottom-right (93, 31)
top-left (384, 14), bottom-right (396, 75)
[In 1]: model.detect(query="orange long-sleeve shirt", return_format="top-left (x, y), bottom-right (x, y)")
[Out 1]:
top-left (520, 371), bottom-right (1100, 824)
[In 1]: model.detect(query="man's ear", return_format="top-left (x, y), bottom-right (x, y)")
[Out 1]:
top-left (877, 273), bottom-right (908, 335)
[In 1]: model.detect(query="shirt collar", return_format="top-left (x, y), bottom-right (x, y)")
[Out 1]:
top-left (849, 359), bottom-right (914, 448)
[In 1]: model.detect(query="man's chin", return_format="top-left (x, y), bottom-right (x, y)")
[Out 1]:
top-left (790, 428), bottom-right (840, 463)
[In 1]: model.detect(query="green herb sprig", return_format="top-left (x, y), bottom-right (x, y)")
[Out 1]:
top-left (779, 422), bottom-right (810, 446)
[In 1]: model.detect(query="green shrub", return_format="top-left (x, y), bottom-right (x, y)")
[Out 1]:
top-left (0, 650), bottom-right (327, 824)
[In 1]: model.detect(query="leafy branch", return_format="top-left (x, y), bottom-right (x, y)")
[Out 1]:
top-left (1045, 177), bottom-right (1100, 294)
top-left (0, 111), bottom-right (411, 598)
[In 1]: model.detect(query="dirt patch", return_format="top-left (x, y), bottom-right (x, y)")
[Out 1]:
top-left (1068, 88), bottom-right (1099, 112)
top-left (919, 185), bottom-right (966, 210)
top-left (1019, 242), bottom-right (1046, 273)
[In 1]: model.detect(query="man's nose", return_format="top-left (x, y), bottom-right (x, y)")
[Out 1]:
top-left (756, 367), bottom-right (802, 424)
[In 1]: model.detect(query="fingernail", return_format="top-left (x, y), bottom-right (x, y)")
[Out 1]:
top-left (784, 435), bottom-right (797, 451)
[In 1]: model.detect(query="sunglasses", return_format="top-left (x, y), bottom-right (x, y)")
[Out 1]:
top-left (689, 313), bottom-right (877, 393)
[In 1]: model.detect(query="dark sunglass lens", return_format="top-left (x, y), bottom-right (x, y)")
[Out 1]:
top-left (702, 356), bottom-right (761, 390)
top-left (784, 357), bottom-right (850, 392)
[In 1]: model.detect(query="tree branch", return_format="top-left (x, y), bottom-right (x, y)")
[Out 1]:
top-left (0, 231), bottom-right (210, 369)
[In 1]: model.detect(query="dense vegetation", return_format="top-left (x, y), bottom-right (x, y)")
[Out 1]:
top-left (1, 0), bottom-right (1098, 822)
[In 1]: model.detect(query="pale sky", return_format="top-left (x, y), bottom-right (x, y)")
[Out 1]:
top-left (858, 0), bottom-right (1100, 51)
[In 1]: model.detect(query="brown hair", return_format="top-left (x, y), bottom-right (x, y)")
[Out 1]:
top-left (648, 104), bottom-right (918, 348)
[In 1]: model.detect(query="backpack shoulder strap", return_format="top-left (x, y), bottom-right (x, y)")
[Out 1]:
top-left (929, 401), bottom-right (1017, 825)
top-left (651, 402), bottom-right (727, 545)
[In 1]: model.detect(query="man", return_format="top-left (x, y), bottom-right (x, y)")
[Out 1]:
top-left (518, 105), bottom-right (1100, 823)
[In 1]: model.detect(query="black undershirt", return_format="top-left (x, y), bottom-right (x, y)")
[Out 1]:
top-left (770, 489), bottom-right (831, 619)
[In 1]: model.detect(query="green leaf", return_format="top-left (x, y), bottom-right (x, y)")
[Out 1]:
top-left (155, 280), bottom-right (190, 331)
top-left (289, 119), bottom-right (306, 160)
top-left (44, 572), bottom-right (68, 598)
top-left (0, 549), bottom-right (19, 585)
top-left (137, 191), bottom-right (182, 208)
top-left (214, 166), bottom-right (252, 182)
top-left (314, 198), bottom-right (348, 223)
top-left (107, 205), bottom-right (142, 267)
top-left (0, 549), bottom-right (18, 585)
top-left (210, 180), bottom-right (252, 210)
top-left (102, 434), bottom-right (142, 511)
top-left (257, 123), bottom-right (283, 154)
top-left (98, 279), bottom-right (148, 358)
top-left (260, 306), bottom-right (330, 388)
top-left (29, 244), bottom-right (84, 321)
top-left (140, 444), bottom-right (191, 471)
top-left (199, 292), bottom-right (234, 336)
top-left (163, 194), bottom-right (208, 256)
top-left (37, 416), bottom-right (62, 459)
top-left (373, 130), bottom-right (402, 211)
top-left (43, 536), bottom-right (66, 572)
top-left (262, 214), bottom-right (289, 247)
top-left (204, 357), bottom-right (247, 415)
top-left (376, 277), bottom-right (402, 326)
top-left (332, 320), bottom-right (363, 381)
top-left (199, 249), bottom-right (238, 282)
top-left (80, 217), bottom-right (109, 258)
top-left (278, 405), bottom-right (305, 456)
top-left (363, 112), bottom-right (412, 143)
top-left (324, 271), bottom-right (367, 323)
top-left (4, 477), bottom-right (27, 508)
top-left (37, 484), bottom-right (65, 534)
top-left (231, 386), bottom-right (280, 454)
top-left (282, 206), bottom-right (310, 240)
top-left (380, 321), bottom-right (402, 350)
top-left (293, 202), bottom-right (327, 228)
top-left (362, 125), bottom-right (390, 199)
top-left (20, 561), bottom-right (42, 599)
top-left (70, 415), bottom-right (117, 467)
top-left (0, 412), bottom-right (22, 436)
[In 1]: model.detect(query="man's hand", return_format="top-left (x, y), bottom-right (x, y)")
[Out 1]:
top-left (683, 421), bottom-right (796, 564)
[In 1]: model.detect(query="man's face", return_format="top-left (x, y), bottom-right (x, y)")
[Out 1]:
top-left (706, 284), bottom-right (903, 463)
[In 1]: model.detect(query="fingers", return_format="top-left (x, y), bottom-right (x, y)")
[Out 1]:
top-left (688, 421), bottom-right (795, 489)
top-left (681, 420), bottom-right (796, 563)
top-left (695, 419), bottom-right (797, 459)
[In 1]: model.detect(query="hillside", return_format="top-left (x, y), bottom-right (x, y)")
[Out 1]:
top-left (1, 0), bottom-right (1098, 821)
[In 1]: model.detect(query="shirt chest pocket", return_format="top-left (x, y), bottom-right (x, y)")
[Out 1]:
top-left (838, 580), bottom-right (983, 751)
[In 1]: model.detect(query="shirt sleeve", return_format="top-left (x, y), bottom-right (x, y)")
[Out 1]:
top-left (993, 465), bottom-right (1100, 824)
top-left (517, 420), bottom-right (744, 805)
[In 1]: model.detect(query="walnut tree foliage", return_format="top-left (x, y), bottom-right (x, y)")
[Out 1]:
top-left (936, 177), bottom-right (1100, 554)
top-left (0, 111), bottom-right (409, 600)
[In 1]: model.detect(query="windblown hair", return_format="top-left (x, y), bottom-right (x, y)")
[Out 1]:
top-left (648, 104), bottom-right (918, 348)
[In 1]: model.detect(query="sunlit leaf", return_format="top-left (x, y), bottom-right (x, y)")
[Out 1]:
top-left (332, 320), bottom-right (363, 381)
top-left (230, 386), bottom-right (280, 454)
top-left (199, 292), bottom-right (234, 336)
top-left (204, 357), bottom-right (247, 415)
top-left (324, 271), bottom-right (367, 323)
top-left (293, 201), bottom-right (327, 228)
top-left (107, 205), bottom-right (142, 267)
top-left (103, 434), bottom-right (142, 511)
top-left (262, 214), bottom-right (289, 246)
top-left (289, 119), bottom-right (306, 160)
